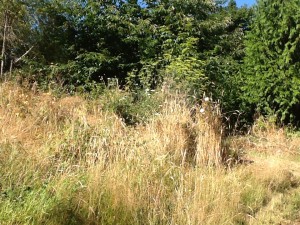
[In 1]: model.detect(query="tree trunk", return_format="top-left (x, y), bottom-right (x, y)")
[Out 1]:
top-left (9, 59), bottom-right (13, 78)
top-left (1, 11), bottom-right (8, 79)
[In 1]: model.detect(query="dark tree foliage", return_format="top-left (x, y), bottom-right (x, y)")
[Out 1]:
top-left (1, 0), bottom-right (256, 125)
top-left (0, 0), bottom-right (33, 78)
top-left (202, 1), bottom-right (253, 120)
top-left (242, 0), bottom-right (300, 124)
top-left (20, 0), bottom-right (220, 87)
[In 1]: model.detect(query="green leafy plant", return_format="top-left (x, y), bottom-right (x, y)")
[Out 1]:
top-left (100, 83), bottom-right (163, 125)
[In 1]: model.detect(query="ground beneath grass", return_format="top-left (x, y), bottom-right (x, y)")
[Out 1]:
top-left (247, 156), bottom-right (300, 224)
top-left (233, 127), bottom-right (300, 224)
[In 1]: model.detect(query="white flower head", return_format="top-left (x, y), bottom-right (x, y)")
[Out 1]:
top-left (200, 108), bottom-right (205, 114)
top-left (204, 97), bottom-right (210, 102)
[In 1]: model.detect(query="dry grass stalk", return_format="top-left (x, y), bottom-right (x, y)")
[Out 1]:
top-left (195, 100), bottom-right (226, 166)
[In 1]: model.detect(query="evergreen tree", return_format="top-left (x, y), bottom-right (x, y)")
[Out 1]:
top-left (243, 0), bottom-right (300, 123)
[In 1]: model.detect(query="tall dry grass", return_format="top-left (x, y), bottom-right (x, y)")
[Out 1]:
top-left (1, 81), bottom-right (300, 224)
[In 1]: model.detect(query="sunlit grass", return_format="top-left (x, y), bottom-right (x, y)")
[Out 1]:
top-left (0, 81), bottom-right (300, 224)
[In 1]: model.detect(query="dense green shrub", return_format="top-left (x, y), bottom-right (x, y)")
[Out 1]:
top-left (164, 38), bottom-right (208, 100)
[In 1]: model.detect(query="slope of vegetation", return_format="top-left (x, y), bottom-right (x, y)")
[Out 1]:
top-left (1, 0), bottom-right (300, 224)
top-left (1, 82), bottom-right (300, 224)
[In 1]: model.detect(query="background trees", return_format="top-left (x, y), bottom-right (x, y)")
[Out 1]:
top-left (3, 0), bottom-right (300, 125)
top-left (0, 0), bottom-right (32, 79)
top-left (18, 0), bottom-right (243, 91)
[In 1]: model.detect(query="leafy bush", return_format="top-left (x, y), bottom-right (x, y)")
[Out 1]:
top-left (163, 37), bottom-right (209, 100)
top-left (100, 83), bottom-right (163, 125)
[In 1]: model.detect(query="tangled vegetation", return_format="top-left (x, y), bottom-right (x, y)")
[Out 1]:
top-left (1, 0), bottom-right (300, 224)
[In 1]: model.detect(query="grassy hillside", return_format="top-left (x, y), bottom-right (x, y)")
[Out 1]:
top-left (0, 82), bottom-right (300, 224)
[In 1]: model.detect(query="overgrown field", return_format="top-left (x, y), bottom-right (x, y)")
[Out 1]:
top-left (1, 82), bottom-right (300, 225)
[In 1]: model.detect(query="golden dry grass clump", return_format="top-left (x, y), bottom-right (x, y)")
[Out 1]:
top-left (195, 99), bottom-right (225, 166)
top-left (230, 116), bottom-right (300, 158)
top-left (1, 81), bottom-right (300, 225)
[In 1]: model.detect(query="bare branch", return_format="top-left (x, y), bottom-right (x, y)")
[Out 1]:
top-left (14, 46), bottom-right (34, 63)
